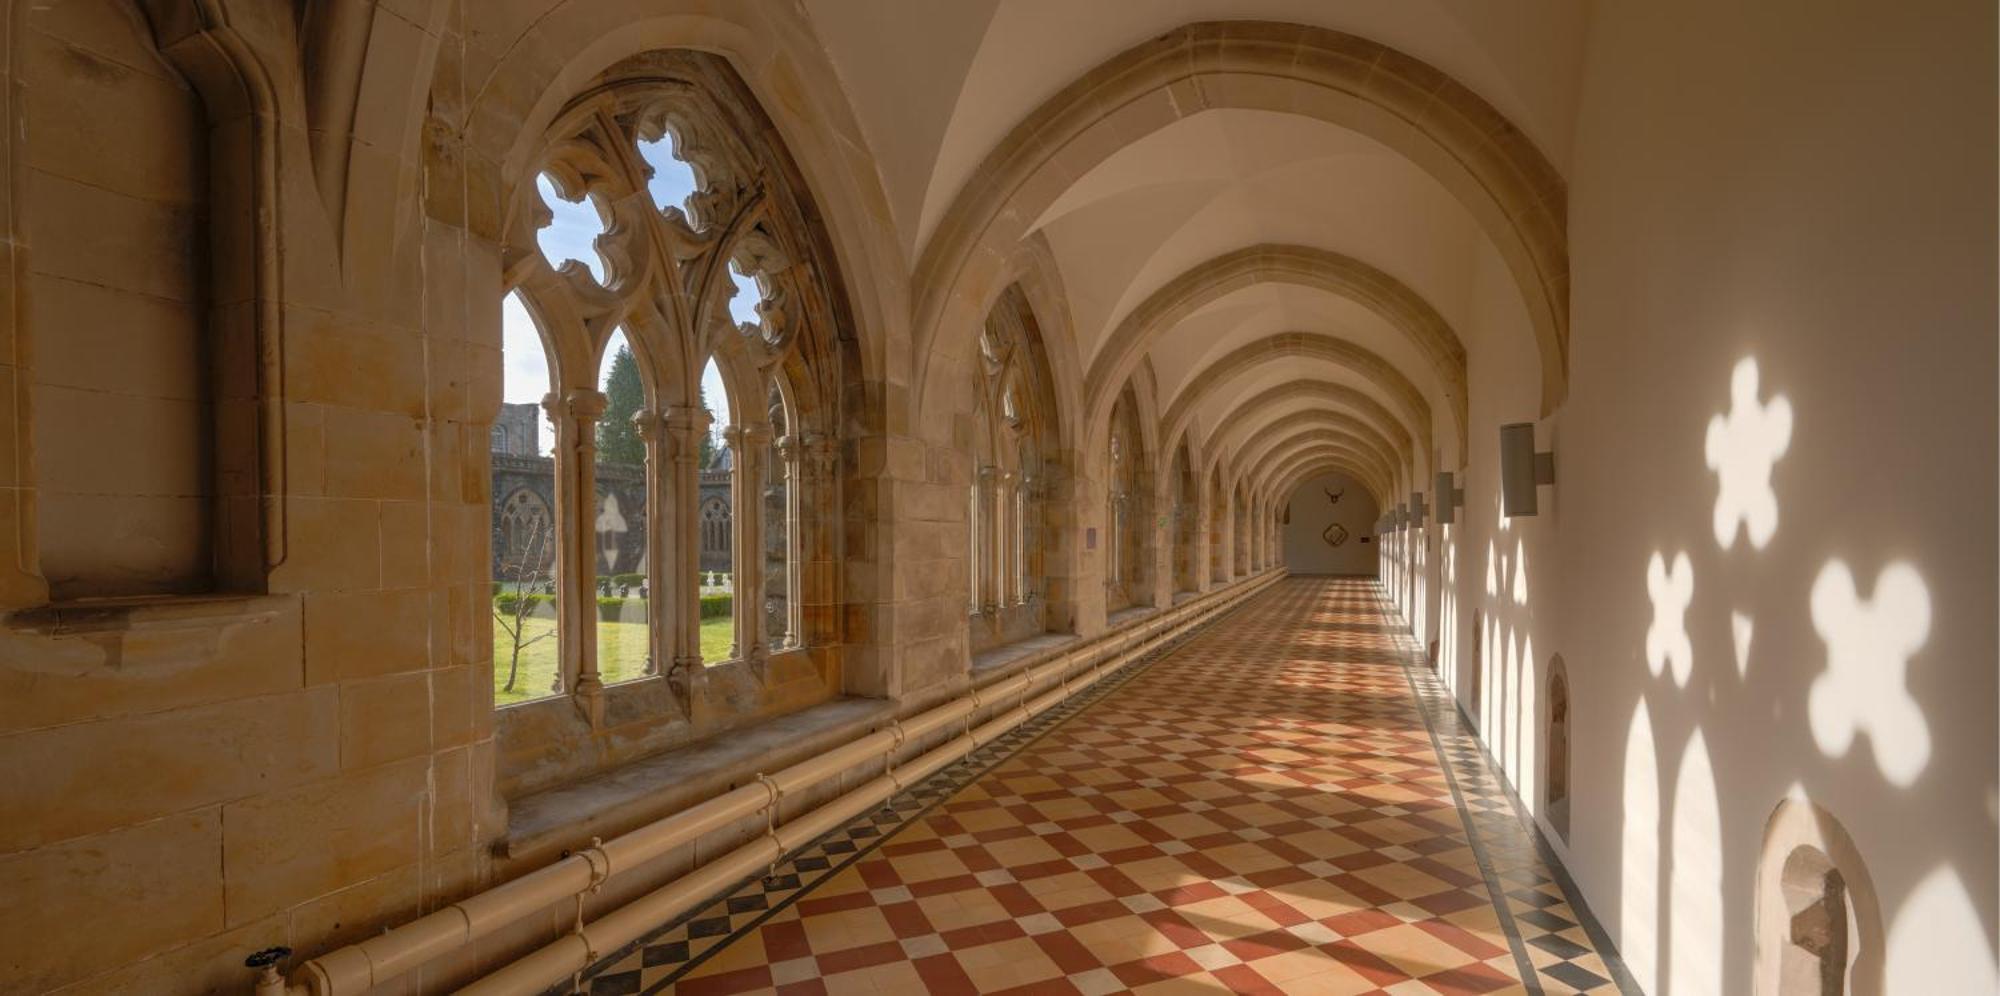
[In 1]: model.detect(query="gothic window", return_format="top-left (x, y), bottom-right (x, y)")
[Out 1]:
top-left (500, 50), bottom-right (851, 720)
top-left (499, 490), bottom-right (553, 573)
top-left (967, 287), bottom-right (1059, 651)
top-left (700, 497), bottom-right (732, 561)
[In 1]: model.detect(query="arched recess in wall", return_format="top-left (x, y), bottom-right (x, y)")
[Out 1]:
top-left (1755, 797), bottom-right (1885, 996)
top-left (1545, 655), bottom-right (1571, 841)
top-left (966, 285), bottom-right (1067, 653)
top-left (11, 1), bottom-right (283, 605)
top-left (1083, 244), bottom-right (1468, 469)
top-left (909, 20), bottom-right (1569, 434)
top-left (491, 48), bottom-right (856, 768)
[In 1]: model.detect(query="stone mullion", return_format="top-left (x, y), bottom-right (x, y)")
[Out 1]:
top-left (1011, 477), bottom-right (1030, 606)
top-left (724, 424), bottom-right (757, 660)
top-left (801, 433), bottom-right (835, 649)
top-left (772, 435), bottom-right (802, 649)
top-left (977, 466), bottom-right (1001, 615)
top-left (666, 405), bottom-right (710, 673)
top-left (1105, 489), bottom-right (1125, 603)
top-left (551, 389), bottom-right (608, 723)
top-left (636, 411), bottom-right (666, 679)
top-left (996, 470), bottom-right (1018, 611)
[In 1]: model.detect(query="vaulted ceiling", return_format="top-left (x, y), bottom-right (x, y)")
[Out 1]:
top-left (804, 0), bottom-right (1591, 497)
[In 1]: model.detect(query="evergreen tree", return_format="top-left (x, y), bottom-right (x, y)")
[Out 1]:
top-left (598, 346), bottom-right (645, 466)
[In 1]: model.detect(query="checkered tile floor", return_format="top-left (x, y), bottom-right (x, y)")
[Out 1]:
top-left (575, 578), bottom-right (1634, 994)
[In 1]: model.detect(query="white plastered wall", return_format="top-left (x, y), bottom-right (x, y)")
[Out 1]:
top-left (1281, 472), bottom-right (1381, 576)
top-left (1540, 0), bottom-right (1998, 991)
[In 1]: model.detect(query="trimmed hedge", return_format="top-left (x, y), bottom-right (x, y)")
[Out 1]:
top-left (493, 592), bottom-right (552, 616)
top-left (494, 592), bottom-right (730, 623)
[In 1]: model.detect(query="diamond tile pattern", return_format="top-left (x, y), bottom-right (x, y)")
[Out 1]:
top-left (575, 578), bottom-right (1634, 994)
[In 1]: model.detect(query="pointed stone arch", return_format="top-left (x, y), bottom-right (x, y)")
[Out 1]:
top-left (1211, 409), bottom-right (1403, 495)
top-left (1269, 453), bottom-right (1392, 512)
top-left (1191, 379), bottom-right (1414, 478)
top-left (1162, 332), bottom-right (1434, 474)
top-left (1085, 244), bottom-right (1467, 466)
top-left (1260, 443), bottom-right (1395, 510)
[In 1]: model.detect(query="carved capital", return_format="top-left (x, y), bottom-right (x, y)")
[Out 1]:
top-left (665, 403), bottom-right (712, 434)
top-left (565, 388), bottom-right (609, 422)
top-left (633, 407), bottom-right (664, 441)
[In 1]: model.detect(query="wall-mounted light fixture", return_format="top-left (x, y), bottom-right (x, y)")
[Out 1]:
top-left (1500, 422), bottom-right (1556, 517)
top-left (1409, 491), bottom-right (1428, 527)
top-left (1434, 471), bottom-right (1466, 525)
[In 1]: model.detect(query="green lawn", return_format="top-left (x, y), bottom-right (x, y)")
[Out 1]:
top-left (494, 612), bottom-right (737, 706)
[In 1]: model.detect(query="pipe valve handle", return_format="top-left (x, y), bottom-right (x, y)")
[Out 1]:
top-left (245, 946), bottom-right (292, 969)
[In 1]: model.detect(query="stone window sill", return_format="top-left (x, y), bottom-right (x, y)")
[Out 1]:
top-left (5, 592), bottom-right (289, 636)
top-left (501, 695), bottom-right (896, 865)
top-left (1106, 604), bottom-right (1160, 629)
top-left (969, 632), bottom-right (1080, 686)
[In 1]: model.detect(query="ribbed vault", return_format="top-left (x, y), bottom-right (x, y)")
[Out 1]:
top-left (1084, 244), bottom-right (1466, 467)
top-left (1161, 332), bottom-right (1434, 475)
top-left (1198, 381), bottom-right (1414, 479)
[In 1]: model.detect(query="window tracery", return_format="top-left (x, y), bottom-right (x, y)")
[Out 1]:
top-left (495, 50), bottom-right (849, 720)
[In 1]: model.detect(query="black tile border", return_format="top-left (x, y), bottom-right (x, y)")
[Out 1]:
top-left (1369, 583), bottom-right (1643, 996)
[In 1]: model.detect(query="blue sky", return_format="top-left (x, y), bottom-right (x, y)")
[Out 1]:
top-left (504, 140), bottom-right (742, 454)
